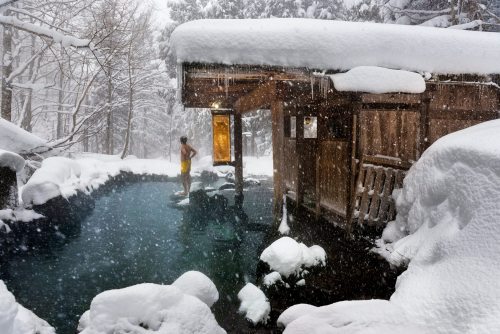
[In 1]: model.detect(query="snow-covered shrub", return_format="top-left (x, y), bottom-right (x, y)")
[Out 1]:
top-left (260, 237), bottom-right (326, 279)
top-left (237, 283), bottom-right (271, 325)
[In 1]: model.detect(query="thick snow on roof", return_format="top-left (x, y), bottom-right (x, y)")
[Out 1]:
top-left (0, 119), bottom-right (47, 154)
top-left (280, 119), bottom-right (500, 333)
top-left (330, 66), bottom-right (426, 94)
top-left (171, 19), bottom-right (500, 75)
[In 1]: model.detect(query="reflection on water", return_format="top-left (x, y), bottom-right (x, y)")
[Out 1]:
top-left (0, 181), bottom-right (273, 334)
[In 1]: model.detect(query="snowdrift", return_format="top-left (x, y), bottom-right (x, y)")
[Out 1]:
top-left (0, 280), bottom-right (55, 334)
top-left (78, 272), bottom-right (225, 334)
top-left (280, 119), bottom-right (500, 333)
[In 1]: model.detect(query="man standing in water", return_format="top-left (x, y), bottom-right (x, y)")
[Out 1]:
top-left (180, 136), bottom-right (197, 195)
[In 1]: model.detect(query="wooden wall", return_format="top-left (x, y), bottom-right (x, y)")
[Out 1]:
top-left (426, 83), bottom-right (498, 145)
top-left (359, 109), bottom-right (421, 162)
top-left (318, 140), bottom-right (349, 216)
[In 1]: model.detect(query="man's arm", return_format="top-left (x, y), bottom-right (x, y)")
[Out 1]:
top-left (189, 145), bottom-right (197, 159)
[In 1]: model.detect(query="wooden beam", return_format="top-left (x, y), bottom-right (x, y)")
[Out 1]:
top-left (271, 100), bottom-right (285, 218)
top-left (234, 112), bottom-right (244, 206)
top-left (234, 81), bottom-right (276, 114)
top-left (361, 93), bottom-right (421, 105)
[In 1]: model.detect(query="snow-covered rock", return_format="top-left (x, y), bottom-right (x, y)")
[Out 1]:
top-left (237, 283), bottom-right (270, 325)
top-left (281, 119), bottom-right (500, 333)
top-left (22, 157), bottom-right (82, 205)
top-left (0, 280), bottom-right (55, 334)
top-left (0, 150), bottom-right (25, 173)
top-left (171, 19), bottom-right (500, 75)
top-left (78, 280), bottom-right (225, 334)
top-left (172, 271), bottom-right (219, 307)
top-left (0, 209), bottom-right (44, 223)
top-left (330, 66), bottom-right (426, 94)
top-left (21, 155), bottom-right (178, 206)
top-left (0, 119), bottom-right (48, 154)
top-left (260, 237), bottom-right (326, 278)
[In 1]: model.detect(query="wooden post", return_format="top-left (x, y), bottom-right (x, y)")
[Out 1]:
top-left (234, 112), bottom-right (244, 207)
top-left (295, 114), bottom-right (304, 209)
top-left (346, 101), bottom-right (361, 235)
top-left (271, 100), bottom-right (285, 217)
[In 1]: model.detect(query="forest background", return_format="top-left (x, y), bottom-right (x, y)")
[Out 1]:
top-left (0, 0), bottom-right (498, 159)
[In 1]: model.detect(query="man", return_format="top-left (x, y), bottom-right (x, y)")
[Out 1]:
top-left (180, 136), bottom-right (197, 195)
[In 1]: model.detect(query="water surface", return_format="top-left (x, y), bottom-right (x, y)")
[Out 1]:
top-left (0, 181), bottom-right (273, 333)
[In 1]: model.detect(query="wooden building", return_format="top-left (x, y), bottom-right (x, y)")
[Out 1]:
top-left (171, 19), bottom-right (500, 231)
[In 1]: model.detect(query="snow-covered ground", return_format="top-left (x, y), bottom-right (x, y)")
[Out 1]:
top-left (21, 153), bottom-right (273, 206)
top-left (279, 119), bottom-right (500, 333)
top-left (0, 280), bottom-right (55, 334)
top-left (77, 272), bottom-right (225, 334)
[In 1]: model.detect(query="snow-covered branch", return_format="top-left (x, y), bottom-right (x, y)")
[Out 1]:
top-left (0, 14), bottom-right (91, 48)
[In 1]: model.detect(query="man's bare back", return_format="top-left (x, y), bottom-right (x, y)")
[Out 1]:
top-left (181, 144), bottom-right (196, 161)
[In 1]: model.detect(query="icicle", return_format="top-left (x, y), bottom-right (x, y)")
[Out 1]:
top-left (224, 69), bottom-right (229, 98)
top-left (278, 195), bottom-right (290, 235)
top-left (310, 76), bottom-right (315, 99)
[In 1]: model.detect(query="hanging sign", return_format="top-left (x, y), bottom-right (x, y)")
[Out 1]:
top-left (212, 112), bottom-right (232, 165)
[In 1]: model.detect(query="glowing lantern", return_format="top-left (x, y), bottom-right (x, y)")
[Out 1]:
top-left (212, 110), bottom-right (232, 165)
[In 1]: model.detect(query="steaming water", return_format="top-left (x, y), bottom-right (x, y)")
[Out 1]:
top-left (0, 181), bottom-right (273, 333)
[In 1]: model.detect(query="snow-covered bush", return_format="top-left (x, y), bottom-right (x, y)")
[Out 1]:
top-left (77, 272), bottom-right (225, 334)
top-left (260, 237), bottom-right (326, 279)
top-left (237, 283), bottom-right (271, 325)
top-left (279, 120), bottom-right (500, 333)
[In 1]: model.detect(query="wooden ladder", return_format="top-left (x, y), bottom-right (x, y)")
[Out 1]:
top-left (352, 156), bottom-right (409, 227)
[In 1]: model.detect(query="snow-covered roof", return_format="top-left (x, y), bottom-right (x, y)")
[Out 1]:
top-left (171, 19), bottom-right (500, 75)
top-left (330, 66), bottom-right (426, 94)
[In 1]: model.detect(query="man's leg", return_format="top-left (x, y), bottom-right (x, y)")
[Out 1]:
top-left (182, 173), bottom-right (188, 195)
top-left (187, 173), bottom-right (192, 193)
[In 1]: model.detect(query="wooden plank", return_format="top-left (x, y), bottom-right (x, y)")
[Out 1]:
top-left (378, 169), bottom-right (395, 223)
top-left (363, 155), bottom-right (412, 170)
top-left (318, 140), bottom-right (349, 216)
top-left (368, 167), bottom-right (385, 225)
top-left (359, 109), bottom-right (420, 162)
top-left (358, 167), bottom-right (375, 223)
top-left (235, 81), bottom-right (276, 114)
top-left (361, 93), bottom-right (421, 105)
